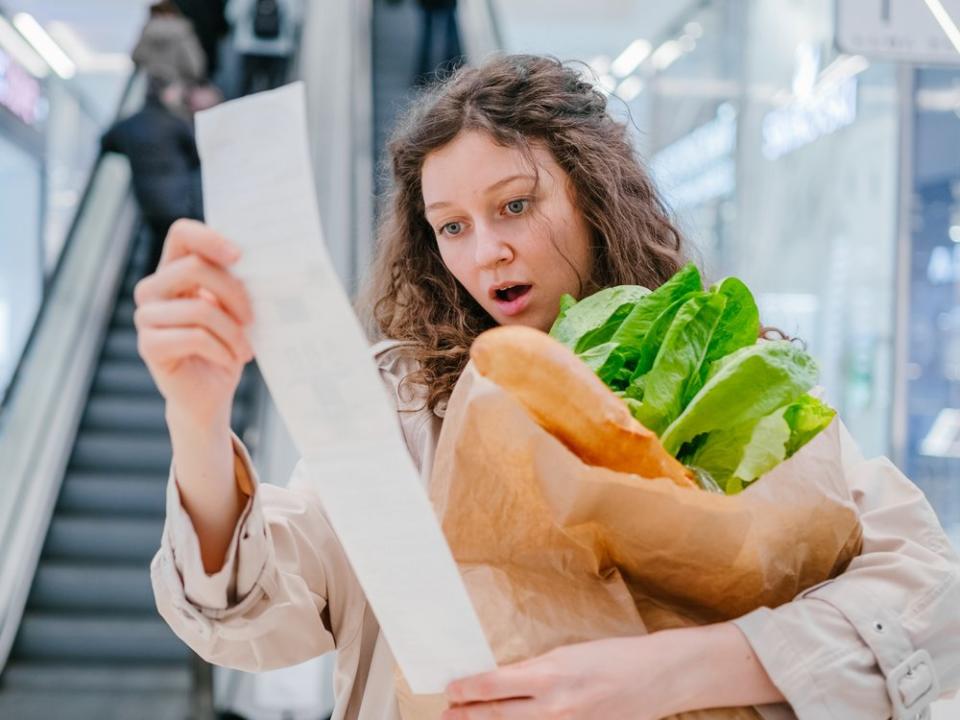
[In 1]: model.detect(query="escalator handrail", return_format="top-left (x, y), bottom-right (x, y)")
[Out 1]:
top-left (0, 69), bottom-right (142, 416)
top-left (0, 73), bottom-right (146, 673)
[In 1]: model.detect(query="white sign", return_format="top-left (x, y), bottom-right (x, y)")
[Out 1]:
top-left (837, 0), bottom-right (960, 65)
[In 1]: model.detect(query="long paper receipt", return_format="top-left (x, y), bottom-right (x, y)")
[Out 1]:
top-left (195, 82), bottom-right (496, 694)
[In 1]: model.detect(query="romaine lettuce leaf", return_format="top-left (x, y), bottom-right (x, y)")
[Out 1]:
top-left (660, 340), bottom-right (819, 455)
top-left (549, 286), bottom-right (650, 351)
top-left (607, 263), bottom-right (704, 348)
top-left (683, 277), bottom-right (760, 405)
top-left (630, 292), bottom-right (727, 434)
top-left (783, 394), bottom-right (836, 456)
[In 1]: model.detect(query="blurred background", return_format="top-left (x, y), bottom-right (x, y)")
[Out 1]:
top-left (0, 0), bottom-right (959, 718)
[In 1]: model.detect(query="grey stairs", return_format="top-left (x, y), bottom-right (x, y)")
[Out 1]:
top-left (0, 231), bottom-right (259, 719)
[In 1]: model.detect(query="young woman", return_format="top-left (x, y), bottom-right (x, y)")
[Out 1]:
top-left (138, 55), bottom-right (960, 719)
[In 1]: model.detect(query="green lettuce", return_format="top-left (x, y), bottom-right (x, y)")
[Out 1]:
top-left (549, 286), bottom-right (650, 352)
top-left (548, 263), bottom-right (832, 495)
top-left (660, 341), bottom-right (819, 455)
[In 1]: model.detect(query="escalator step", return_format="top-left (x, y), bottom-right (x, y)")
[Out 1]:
top-left (28, 563), bottom-right (156, 613)
top-left (81, 395), bottom-right (249, 435)
top-left (82, 395), bottom-right (167, 433)
top-left (92, 359), bottom-right (257, 399)
top-left (92, 360), bottom-right (159, 396)
top-left (12, 614), bottom-right (190, 663)
top-left (43, 516), bottom-right (164, 563)
top-left (70, 432), bottom-right (171, 473)
top-left (1, 661), bottom-right (190, 692)
top-left (112, 299), bottom-right (135, 327)
top-left (101, 328), bottom-right (139, 361)
top-left (57, 475), bottom-right (166, 517)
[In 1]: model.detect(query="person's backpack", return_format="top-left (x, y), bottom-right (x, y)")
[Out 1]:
top-left (252, 0), bottom-right (282, 40)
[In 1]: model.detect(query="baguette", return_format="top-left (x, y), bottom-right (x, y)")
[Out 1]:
top-left (470, 325), bottom-right (694, 488)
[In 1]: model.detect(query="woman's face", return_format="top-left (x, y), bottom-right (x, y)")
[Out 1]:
top-left (421, 130), bottom-right (594, 332)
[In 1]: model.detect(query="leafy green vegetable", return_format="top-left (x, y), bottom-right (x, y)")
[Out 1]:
top-left (659, 340), bottom-right (819, 455)
top-left (783, 394), bottom-right (836, 456)
top-left (630, 292), bottom-right (727, 435)
top-left (680, 394), bottom-right (835, 492)
top-left (683, 277), bottom-right (760, 405)
top-left (547, 263), bottom-right (832, 495)
top-left (607, 263), bottom-right (704, 348)
top-left (626, 295), bottom-right (698, 391)
top-left (549, 286), bottom-right (650, 351)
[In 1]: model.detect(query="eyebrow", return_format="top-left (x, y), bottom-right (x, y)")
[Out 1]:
top-left (425, 173), bottom-right (536, 212)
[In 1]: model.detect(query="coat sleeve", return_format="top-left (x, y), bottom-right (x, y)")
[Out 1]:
top-left (150, 433), bottom-right (367, 672)
top-left (732, 422), bottom-right (960, 720)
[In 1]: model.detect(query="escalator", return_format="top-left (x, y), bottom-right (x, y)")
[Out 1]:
top-left (0, 227), bottom-right (261, 719)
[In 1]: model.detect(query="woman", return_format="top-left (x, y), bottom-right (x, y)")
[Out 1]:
top-left (138, 55), bottom-right (960, 719)
top-left (132, 1), bottom-right (207, 88)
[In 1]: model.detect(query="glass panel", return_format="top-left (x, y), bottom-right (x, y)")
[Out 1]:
top-left (43, 79), bottom-right (102, 274)
top-left (728, 0), bottom-right (899, 460)
top-left (908, 67), bottom-right (960, 546)
top-left (0, 134), bottom-right (43, 404)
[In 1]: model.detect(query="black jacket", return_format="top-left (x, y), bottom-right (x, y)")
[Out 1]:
top-left (101, 98), bottom-right (202, 222)
top-left (173, 0), bottom-right (228, 75)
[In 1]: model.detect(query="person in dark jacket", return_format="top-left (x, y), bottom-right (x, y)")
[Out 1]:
top-left (101, 77), bottom-right (203, 276)
top-left (414, 0), bottom-right (463, 86)
top-left (173, 0), bottom-right (229, 79)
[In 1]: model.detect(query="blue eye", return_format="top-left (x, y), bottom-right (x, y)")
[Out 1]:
top-left (505, 199), bottom-right (529, 215)
top-left (442, 221), bottom-right (463, 236)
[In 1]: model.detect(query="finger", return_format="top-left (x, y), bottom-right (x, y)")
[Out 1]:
top-left (441, 698), bottom-right (541, 720)
top-left (134, 254), bottom-right (254, 326)
top-left (134, 298), bottom-right (254, 361)
top-left (196, 287), bottom-right (252, 343)
top-left (160, 218), bottom-right (242, 268)
top-left (138, 326), bottom-right (239, 371)
top-left (446, 666), bottom-right (540, 705)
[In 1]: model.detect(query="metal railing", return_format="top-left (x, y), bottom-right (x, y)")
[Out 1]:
top-left (0, 71), bottom-right (146, 671)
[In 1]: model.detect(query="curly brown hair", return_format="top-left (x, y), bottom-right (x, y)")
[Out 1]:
top-left (361, 54), bottom-right (689, 412)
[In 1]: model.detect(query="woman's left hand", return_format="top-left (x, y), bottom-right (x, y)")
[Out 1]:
top-left (442, 635), bottom-right (674, 720)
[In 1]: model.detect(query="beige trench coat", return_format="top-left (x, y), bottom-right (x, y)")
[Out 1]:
top-left (151, 341), bottom-right (960, 720)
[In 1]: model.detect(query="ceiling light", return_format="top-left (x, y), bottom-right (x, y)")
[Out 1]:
top-left (923, 0), bottom-right (960, 55)
top-left (13, 13), bottom-right (75, 79)
top-left (0, 14), bottom-right (47, 77)
top-left (817, 54), bottom-right (870, 88)
top-left (650, 40), bottom-right (683, 71)
top-left (47, 21), bottom-right (132, 73)
top-left (611, 39), bottom-right (651, 77)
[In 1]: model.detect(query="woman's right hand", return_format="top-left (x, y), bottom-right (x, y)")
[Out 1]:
top-left (133, 219), bottom-right (255, 429)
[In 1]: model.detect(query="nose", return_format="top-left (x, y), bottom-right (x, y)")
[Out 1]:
top-left (473, 225), bottom-right (515, 269)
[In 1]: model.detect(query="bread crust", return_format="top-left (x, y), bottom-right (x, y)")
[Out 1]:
top-left (470, 326), bottom-right (694, 488)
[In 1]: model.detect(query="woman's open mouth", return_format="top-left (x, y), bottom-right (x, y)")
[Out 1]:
top-left (492, 284), bottom-right (532, 316)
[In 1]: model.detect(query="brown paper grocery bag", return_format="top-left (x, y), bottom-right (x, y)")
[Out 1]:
top-left (396, 365), bottom-right (862, 719)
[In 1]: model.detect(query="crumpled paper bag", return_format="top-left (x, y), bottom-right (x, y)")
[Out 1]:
top-left (397, 365), bottom-right (863, 719)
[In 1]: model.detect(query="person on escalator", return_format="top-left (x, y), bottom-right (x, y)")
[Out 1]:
top-left (132, 1), bottom-right (207, 89)
top-left (413, 0), bottom-right (464, 86)
top-left (100, 76), bottom-right (203, 277)
top-left (227, 0), bottom-right (304, 95)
